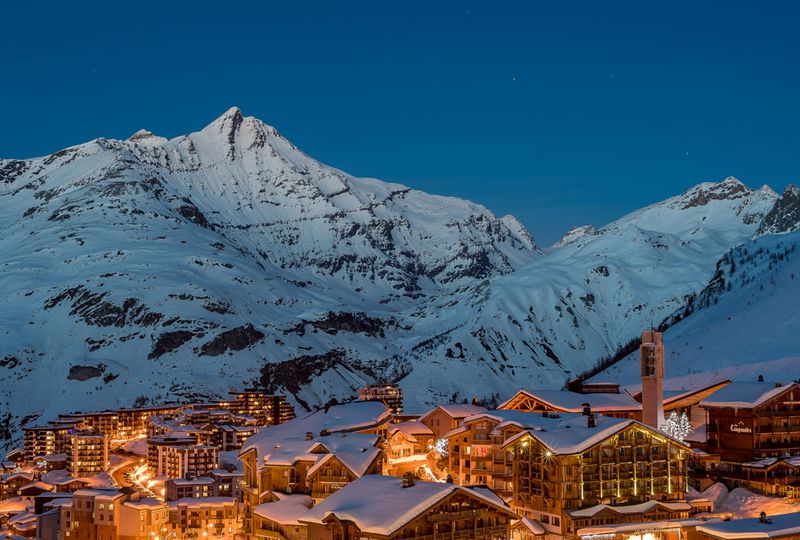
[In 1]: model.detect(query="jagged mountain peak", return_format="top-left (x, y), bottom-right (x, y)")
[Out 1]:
top-left (756, 183), bottom-right (800, 237)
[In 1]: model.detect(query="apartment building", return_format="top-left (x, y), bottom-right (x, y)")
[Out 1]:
top-left (58, 488), bottom-right (128, 540)
top-left (164, 468), bottom-right (242, 501)
top-left (168, 497), bottom-right (238, 540)
top-left (700, 381), bottom-right (800, 495)
top-left (219, 390), bottom-right (295, 426)
top-left (117, 405), bottom-right (182, 440)
top-left (446, 410), bottom-right (572, 496)
top-left (23, 425), bottom-right (72, 461)
top-left (148, 435), bottom-right (219, 479)
top-left (358, 383), bottom-right (404, 415)
top-left (66, 431), bottom-right (109, 478)
top-left (503, 414), bottom-right (690, 538)
top-left (118, 498), bottom-right (169, 540)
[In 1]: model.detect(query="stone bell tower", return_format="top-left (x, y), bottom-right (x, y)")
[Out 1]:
top-left (640, 330), bottom-right (665, 428)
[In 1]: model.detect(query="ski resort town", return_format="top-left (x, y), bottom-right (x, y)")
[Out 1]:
top-left (1, 332), bottom-right (799, 540)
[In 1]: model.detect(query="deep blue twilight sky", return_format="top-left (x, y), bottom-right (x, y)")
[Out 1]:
top-left (2, 2), bottom-right (798, 245)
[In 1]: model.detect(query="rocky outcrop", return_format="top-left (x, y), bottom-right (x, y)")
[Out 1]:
top-left (757, 185), bottom-right (800, 236)
top-left (199, 324), bottom-right (265, 356)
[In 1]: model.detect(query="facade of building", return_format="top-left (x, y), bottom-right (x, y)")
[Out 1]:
top-left (503, 414), bottom-right (690, 539)
top-left (253, 495), bottom-right (312, 540)
top-left (66, 431), bottom-right (109, 478)
top-left (702, 382), bottom-right (800, 463)
top-left (118, 498), bottom-right (169, 540)
top-left (207, 423), bottom-right (259, 451)
top-left (58, 488), bottom-right (128, 540)
top-left (419, 404), bottom-right (487, 440)
top-left (148, 435), bottom-right (220, 479)
top-left (117, 405), bottom-right (182, 441)
top-left (219, 390), bottom-right (295, 426)
top-left (164, 469), bottom-right (243, 501)
top-left (168, 497), bottom-right (238, 540)
top-left (384, 420), bottom-right (434, 477)
top-left (300, 474), bottom-right (519, 540)
top-left (239, 401), bottom-right (392, 536)
top-left (358, 383), bottom-right (404, 415)
top-left (447, 410), bottom-right (576, 497)
top-left (23, 426), bottom-right (72, 461)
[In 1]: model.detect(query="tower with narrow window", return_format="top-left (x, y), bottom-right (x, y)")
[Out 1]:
top-left (640, 329), bottom-right (665, 428)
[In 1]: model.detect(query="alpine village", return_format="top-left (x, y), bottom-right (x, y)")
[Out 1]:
top-left (0, 331), bottom-right (798, 540)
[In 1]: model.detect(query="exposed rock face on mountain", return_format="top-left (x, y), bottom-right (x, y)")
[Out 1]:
top-left (0, 108), bottom-right (536, 444)
top-left (0, 108), bottom-right (794, 448)
top-left (757, 185), bottom-right (800, 236)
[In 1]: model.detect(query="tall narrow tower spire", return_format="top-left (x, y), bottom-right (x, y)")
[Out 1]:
top-left (640, 329), bottom-right (665, 428)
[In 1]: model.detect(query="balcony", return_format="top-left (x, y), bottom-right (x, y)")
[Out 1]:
top-left (316, 475), bottom-right (350, 483)
top-left (414, 525), bottom-right (508, 540)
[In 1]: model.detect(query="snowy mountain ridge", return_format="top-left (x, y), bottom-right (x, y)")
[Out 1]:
top-left (0, 107), bottom-right (797, 448)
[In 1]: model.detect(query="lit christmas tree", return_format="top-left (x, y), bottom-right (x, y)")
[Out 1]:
top-left (660, 411), bottom-right (692, 442)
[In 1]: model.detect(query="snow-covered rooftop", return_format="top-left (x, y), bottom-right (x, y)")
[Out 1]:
top-left (254, 495), bottom-right (312, 525)
top-left (700, 382), bottom-right (795, 409)
top-left (124, 498), bottom-right (165, 510)
top-left (498, 389), bottom-right (640, 412)
top-left (388, 420), bottom-right (433, 442)
top-left (241, 401), bottom-right (390, 457)
top-left (419, 404), bottom-right (487, 423)
top-left (577, 518), bottom-right (718, 537)
top-left (570, 500), bottom-right (691, 518)
top-left (300, 475), bottom-right (515, 535)
top-left (168, 497), bottom-right (236, 509)
top-left (696, 511), bottom-right (800, 539)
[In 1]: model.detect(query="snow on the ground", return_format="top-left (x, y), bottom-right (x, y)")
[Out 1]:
top-left (121, 438), bottom-right (148, 456)
top-left (715, 485), bottom-right (800, 518)
top-left (697, 482), bottom-right (730, 509)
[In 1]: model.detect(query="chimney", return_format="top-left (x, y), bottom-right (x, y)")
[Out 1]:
top-left (640, 330), bottom-right (665, 428)
top-left (581, 403), bottom-right (592, 416)
top-left (402, 472), bottom-right (415, 488)
top-left (305, 432), bottom-right (313, 441)
top-left (587, 414), bottom-right (596, 429)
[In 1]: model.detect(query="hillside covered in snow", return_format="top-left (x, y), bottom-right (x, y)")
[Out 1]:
top-left (1, 107), bottom-right (797, 447)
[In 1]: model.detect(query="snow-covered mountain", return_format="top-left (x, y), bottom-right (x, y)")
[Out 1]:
top-left (0, 107), bottom-right (794, 447)
top-left (594, 185), bottom-right (800, 387)
top-left (399, 177), bottom-right (778, 405)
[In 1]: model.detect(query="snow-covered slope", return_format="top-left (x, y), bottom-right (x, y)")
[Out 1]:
top-left (0, 107), bottom-right (793, 448)
top-left (594, 224), bottom-right (800, 386)
top-left (397, 178), bottom-right (778, 405)
top-left (0, 108), bottom-right (536, 440)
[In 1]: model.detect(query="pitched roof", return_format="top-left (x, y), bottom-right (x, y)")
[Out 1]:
top-left (388, 420), bottom-right (433, 442)
top-left (254, 495), bottom-right (313, 525)
top-left (256, 431), bottom-right (381, 479)
top-left (419, 404), bottom-right (486, 423)
top-left (700, 382), bottom-right (796, 409)
top-left (241, 401), bottom-right (391, 457)
top-left (569, 500), bottom-right (691, 518)
top-left (300, 475), bottom-right (516, 535)
top-left (498, 389), bottom-right (640, 413)
top-left (503, 416), bottom-right (688, 455)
